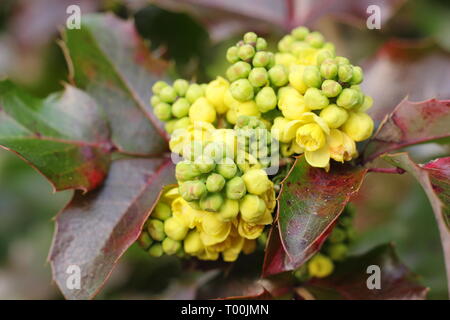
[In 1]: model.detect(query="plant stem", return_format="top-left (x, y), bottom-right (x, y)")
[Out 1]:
top-left (368, 167), bottom-right (406, 174)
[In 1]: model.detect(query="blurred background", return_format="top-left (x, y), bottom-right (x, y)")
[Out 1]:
top-left (0, 0), bottom-right (449, 299)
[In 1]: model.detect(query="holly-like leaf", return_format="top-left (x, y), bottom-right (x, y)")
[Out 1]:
top-left (49, 158), bottom-right (175, 300)
top-left (363, 98), bottom-right (450, 163)
top-left (0, 80), bottom-right (110, 192)
top-left (262, 156), bottom-right (367, 277)
top-left (305, 244), bottom-right (429, 300)
top-left (383, 153), bottom-right (450, 297)
top-left (362, 40), bottom-right (450, 122)
top-left (62, 13), bottom-right (169, 155)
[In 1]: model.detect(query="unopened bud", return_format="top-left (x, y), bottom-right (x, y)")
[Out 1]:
top-left (147, 219), bottom-right (165, 241)
top-left (154, 102), bottom-right (172, 121)
top-left (252, 51), bottom-right (270, 68)
top-left (216, 158), bottom-right (238, 179)
top-left (217, 199), bottom-right (239, 221)
top-left (226, 46), bottom-right (239, 63)
top-left (225, 176), bottom-right (247, 200)
top-left (242, 169), bottom-right (271, 195)
top-left (171, 98), bottom-right (190, 118)
top-left (342, 112), bottom-right (374, 142)
top-left (206, 173), bottom-right (226, 193)
top-left (150, 95), bottom-right (160, 107)
top-left (159, 86), bottom-right (177, 103)
top-left (243, 32), bottom-right (258, 44)
top-left (336, 88), bottom-right (360, 109)
top-left (255, 37), bottom-right (267, 51)
top-left (164, 216), bottom-right (189, 241)
top-left (179, 180), bottom-right (207, 201)
top-left (316, 49), bottom-right (334, 65)
top-left (303, 66), bottom-right (322, 88)
top-left (152, 81), bottom-right (168, 95)
top-left (304, 88), bottom-right (329, 110)
top-left (335, 56), bottom-right (350, 65)
top-left (194, 155), bottom-right (215, 173)
top-left (338, 64), bottom-right (353, 82)
top-left (268, 65), bottom-right (289, 87)
top-left (162, 238), bottom-right (182, 255)
top-left (230, 79), bottom-right (254, 101)
top-left (239, 194), bottom-right (266, 223)
top-left (200, 193), bottom-right (224, 212)
top-left (321, 79), bottom-right (342, 98)
top-left (137, 231), bottom-right (153, 250)
top-left (305, 31), bottom-right (325, 48)
top-left (319, 104), bottom-right (348, 129)
top-left (327, 243), bottom-right (348, 261)
top-left (152, 202), bottom-right (172, 221)
top-left (350, 66), bottom-right (363, 84)
top-left (255, 87), bottom-right (277, 113)
top-left (176, 161), bottom-right (201, 181)
top-left (320, 58), bottom-right (338, 80)
top-left (291, 26), bottom-right (309, 40)
top-left (173, 79), bottom-right (189, 96)
top-left (238, 44), bottom-right (256, 61)
top-left (248, 67), bottom-right (269, 87)
top-left (148, 243), bottom-right (163, 257)
top-left (185, 84), bottom-right (204, 104)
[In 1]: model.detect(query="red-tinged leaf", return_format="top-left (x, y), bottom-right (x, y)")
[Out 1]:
top-left (363, 98), bottom-right (450, 163)
top-left (0, 80), bottom-right (110, 192)
top-left (306, 244), bottom-right (429, 300)
top-left (49, 158), bottom-right (175, 300)
top-left (262, 156), bottom-right (367, 277)
top-left (383, 153), bottom-right (450, 297)
top-left (362, 40), bottom-right (450, 122)
top-left (62, 13), bottom-right (169, 155)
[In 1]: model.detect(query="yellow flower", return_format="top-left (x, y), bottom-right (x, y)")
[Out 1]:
top-left (164, 216), bottom-right (189, 241)
top-left (222, 232), bottom-right (245, 262)
top-left (278, 86), bottom-right (309, 120)
top-left (239, 194), bottom-right (266, 223)
top-left (184, 230), bottom-right (204, 255)
top-left (297, 123), bottom-right (327, 151)
top-left (200, 212), bottom-right (232, 246)
top-left (224, 88), bottom-right (240, 110)
top-left (238, 218), bottom-right (265, 239)
top-left (171, 197), bottom-right (203, 229)
top-left (197, 248), bottom-right (220, 261)
top-left (236, 152), bottom-right (262, 173)
top-left (205, 76), bottom-right (229, 114)
top-left (288, 65), bottom-right (308, 94)
top-left (226, 108), bottom-right (237, 124)
top-left (327, 129), bottom-right (357, 163)
top-left (275, 52), bottom-right (296, 68)
top-left (210, 129), bottom-right (237, 159)
top-left (293, 46), bottom-right (318, 65)
top-left (235, 100), bottom-right (261, 118)
top-left (189, 97), bottom-right (217, 123)
top-left (169, 121), bottom-right (214, 155)
top-left (305, 145), bottom-right (330, 169)
top-left (242, 169), bottom-right (271, 195)
top-left (217, 199), bottom-right (240, 221)
top-left (308, 254), bottom-right (334, 278)
top-left (342, 112), bottom-right (374, 142)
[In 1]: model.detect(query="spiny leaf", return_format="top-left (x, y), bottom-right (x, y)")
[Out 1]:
top-left (305, 244), bottom-right (429, 300)
top-left (0, 80), bottom-right (111, 192)
top-left (262, 156), bottom-right (367, 277)
top-left (62, 13), bottom-right (169, 155)
top-left (49, 158), bottom-right (175, 300)
top-left (383, 152), bottom-right (450, 297)
top-left (362, 40), bottom-right (450, 122)
top-left (364, 98), bottom-right (450, 163)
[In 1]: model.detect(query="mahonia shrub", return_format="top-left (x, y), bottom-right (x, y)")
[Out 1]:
top-left (140, 27), bottom-right (374, 273)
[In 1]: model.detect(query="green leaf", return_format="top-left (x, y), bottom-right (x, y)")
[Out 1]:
top-left (0, 80), bottom-right (110, 192)
top-left (304, 244), bottom-right (429, 300)
top-left (383, 152), bottom-right (450, 297)
top-left (62, 13), bottom-right (169, 155)
top-left (364, 98), bottom-right (450, 163)
top-left (262, 156), bottom-right (367, 277)
top-left (49, 158), bottom-right (175, 300)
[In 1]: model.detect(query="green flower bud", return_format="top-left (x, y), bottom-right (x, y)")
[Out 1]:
top-left (336, 88), bottom-right (360, 109)
top-left (255, 87), bottom-right (277, 113)
top-left (137, 231), bottom-right (153, 250)
top-left (230, 79), bottom-right (254, 101)
top-left (164, 120), bottom-right (176, 134)
top-left (305, 31), bottom-right (325, 48)
top-left (176, 161), bottom-right (201, 181)
top-left (268, 65), bottom-right (289, 87)
top-left (185, 84), bottom-right (204, 104)
top-left (304, 88), bottom-right (329, 110)
top-left (316, 49), bottom-right (334, 65)
top-left (150, 95), bottom-right (161, 107)
top-left (152, 81), bottom-right (168, 95)
top-left (204, 142), bottom-right (226, 161)
top-left (329, 227), bottom-right (347, 243)
top-left (303, 66), bottom-right (322, 88)
top-left (327, 243), bottom-right (348, 261)
top-left (164, 216), bottom-right (189, 241)
top-left (338, 64), bottom-right (353, 82)
top-left (239, 194), bottom-right (266, 223)
top-left (320, 58), bottom-right (338, 79)
top-left (217, 199), bottom-right (239, 221)
top-left (356, 95), bottom-right (373, 112)
top-left (248, 67), bottom-right (269, 87)
top-left (323, 42), bottom-right (336, 55)
top-left (159, 86), bottom-right (177, 103)
top-left (242, 169), bottom-right (271, 195)
top-left (238, 44), bottom-right (256, 61)
top-left (216, 158), bottom-right (237, 179)
top-left (179, 180), bottom-right (207, 202)
top-left (171, 98), bottom-right (190, 118)
top-left (252, 51), bottom-right (270, 68)
top-left (194, 155), bottom-right (215, 173)
top-left (350, 66), bottom-right (363, 84)
top-left (200, 193), bottom-right (224, 212)
top-left (173, 117), bottom-right (191, 131)
top-left (147, 219), bottom-right (166, 241)
top-left (154, 102), bottom-right (172, 121)
top-left (256, 37), bottom-right (267, 51)
top-left (278, 35), bottom-right (294, 52)
top-left (173, 79), bottom-right (189, 96)
top-left (321, 79), bottom-right (342, 98)
top-left (319, 104), bottom-right (348, 129)
top-left (226, 61), bottom-right (252, 82)
top-left (148, 243), bottom-right (163, 257)
top-left (225, 176), bottom-right (247, 200)
top-left (291, 26), bottom-right (309, 40)
top-left (152, 202), bottom-right (172, 221)
top-left (206, 173), bottom-right (226, 192)
top-left (162, 238), bottom-right (182, 255)
top-left (335, 56), bottom-right (350, 65)
top-left (267, 52), bottom-right (275, 68)
top-left (226, 46), bottom-right (239, 63)
top-left (243, 32), bottom-right (258, 44)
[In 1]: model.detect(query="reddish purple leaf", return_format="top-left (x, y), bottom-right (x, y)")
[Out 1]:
top-left (363, 98), bottom-right (450, 163)
top-left (49, 158), bottom-right (175, 299)
top-left (306, 244), bottom-right (429, 300)
top-left (362, 40), bottom-right (450, 122)
top-left (262, 156), bottom-right (367, 277)
top-left (383, 153), bottom-right (450, 297)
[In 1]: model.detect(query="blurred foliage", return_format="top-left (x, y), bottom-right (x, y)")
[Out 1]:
top-left (0, 0), bottom-right (449, 299)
